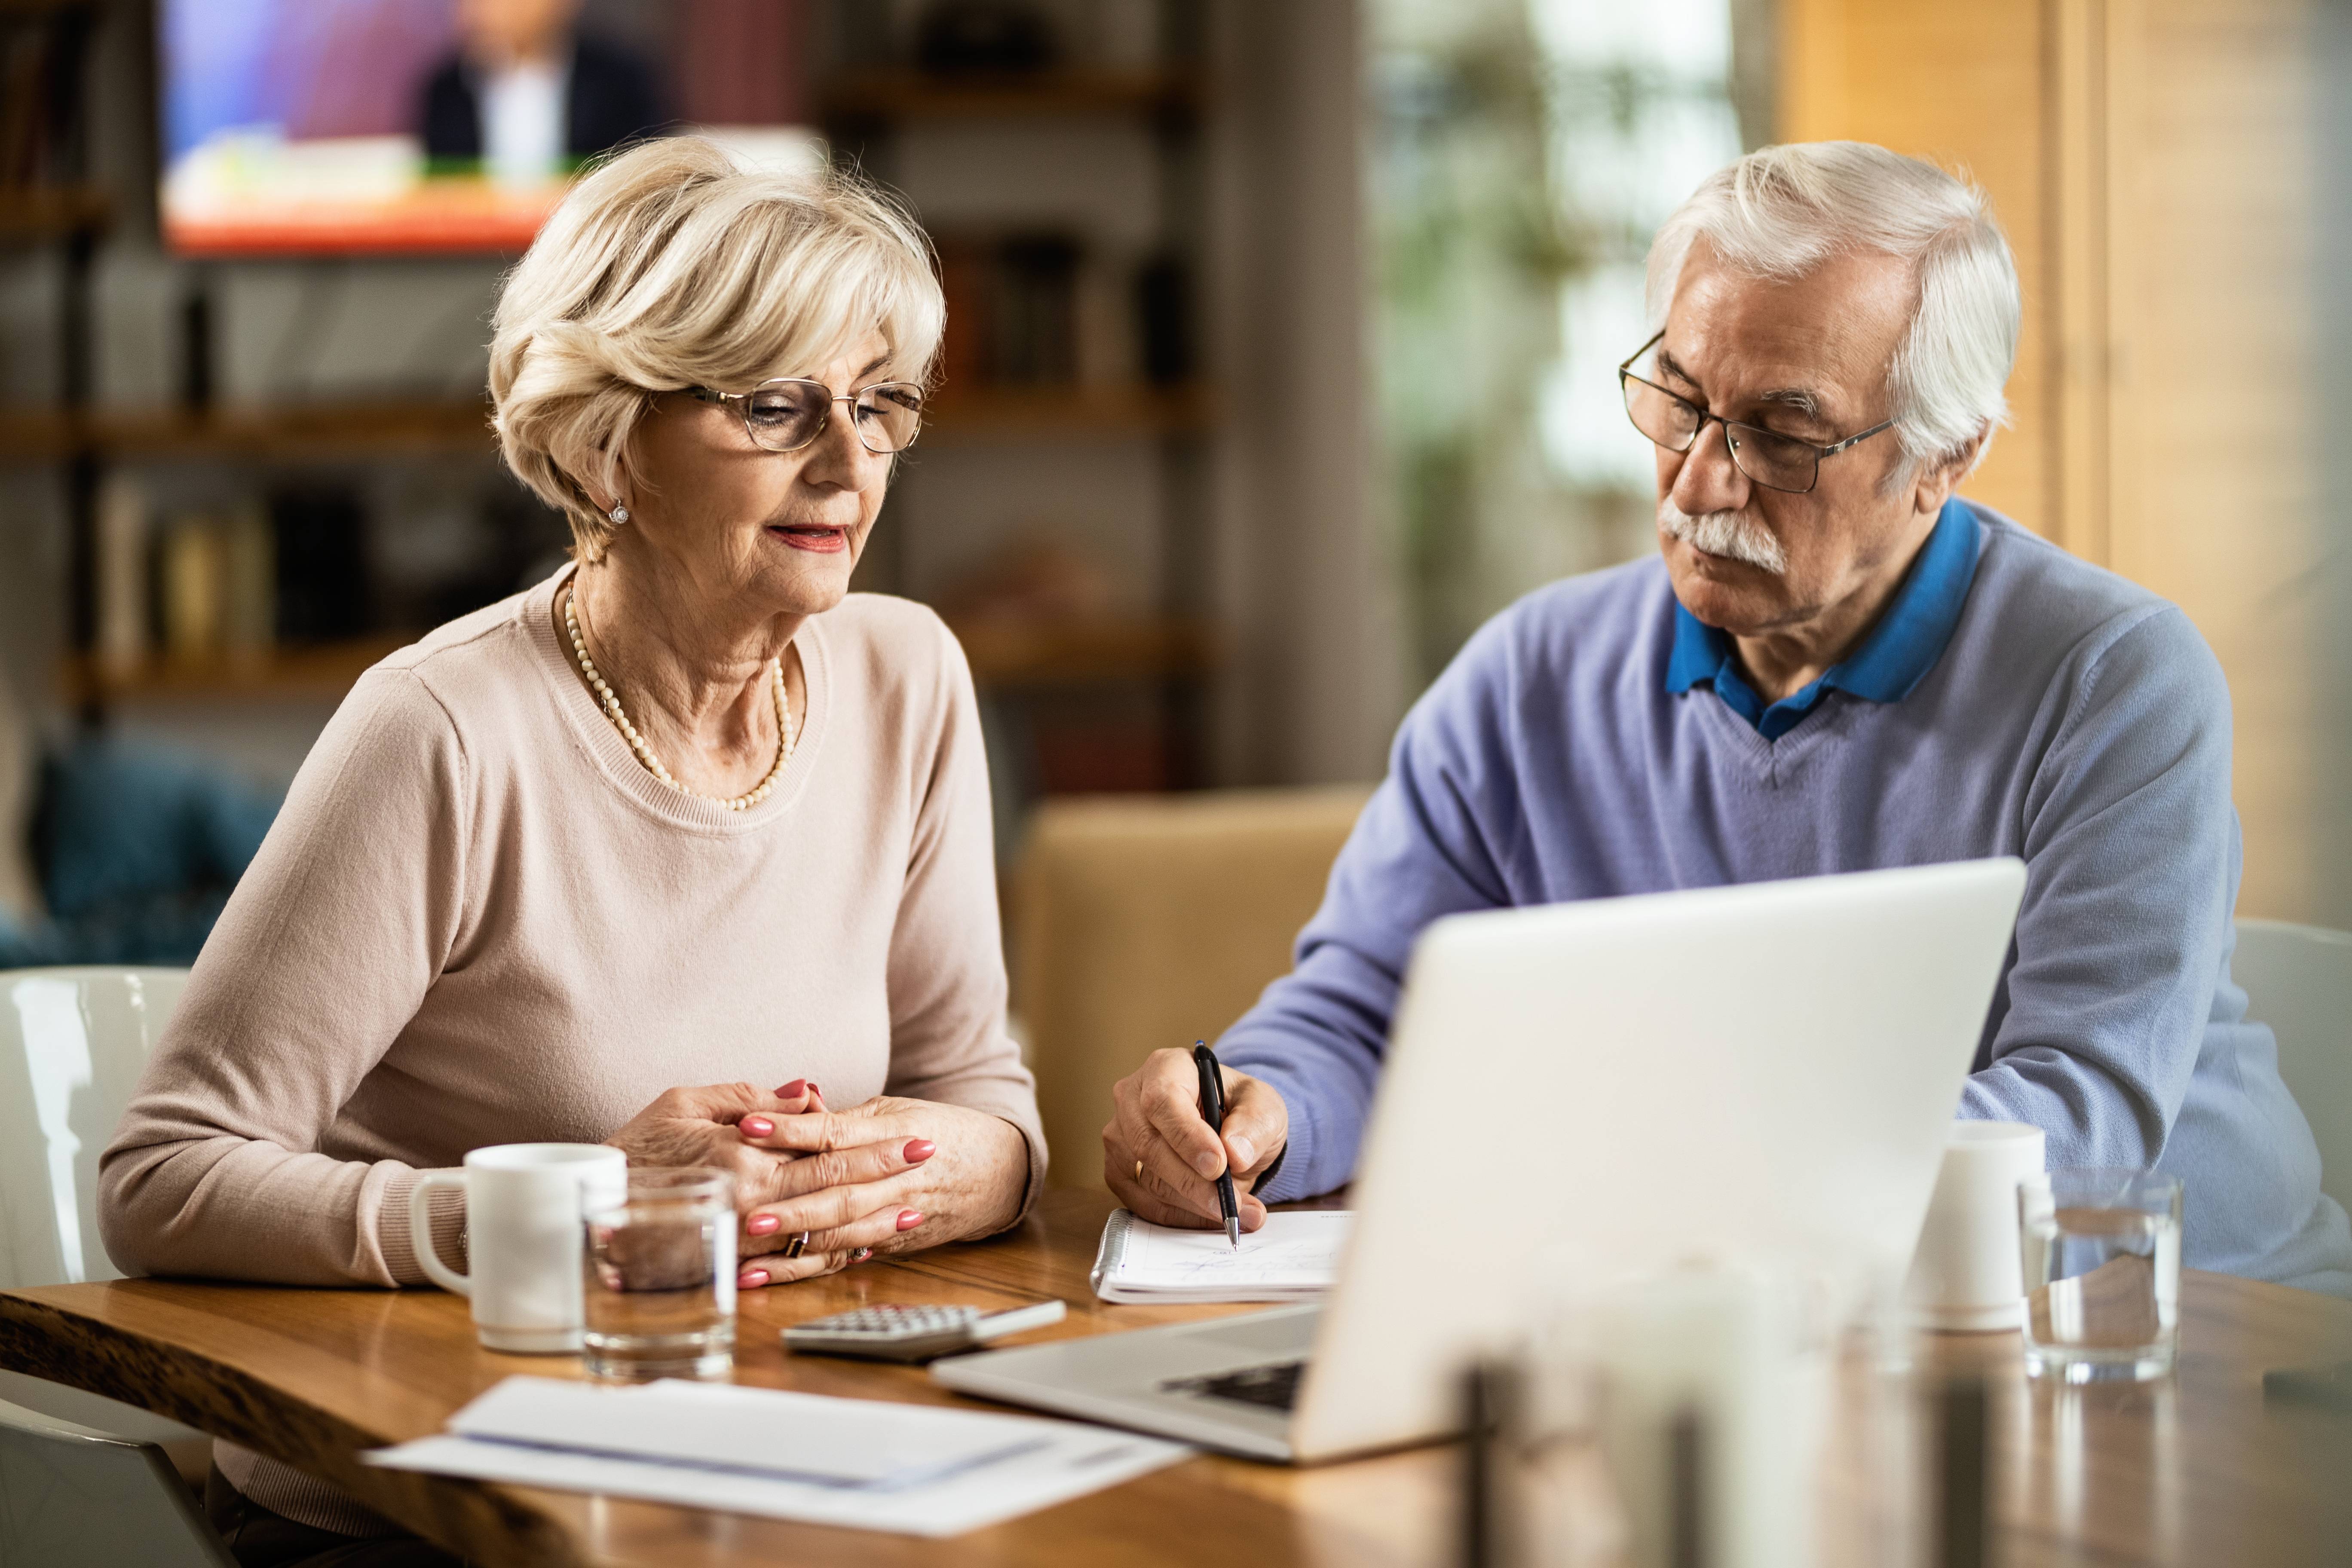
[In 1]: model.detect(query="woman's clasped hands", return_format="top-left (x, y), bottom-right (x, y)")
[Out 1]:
top-left (605, 1081), bottom-right (1029, 1290)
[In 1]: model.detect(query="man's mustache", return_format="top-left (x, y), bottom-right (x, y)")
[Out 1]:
top-left (1658, 500), bottom-right (1788, 576)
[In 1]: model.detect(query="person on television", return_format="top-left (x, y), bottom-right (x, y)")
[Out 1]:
top-left (1102, 141), bottom-right (2352, 1299)
top-left (418, 0), bottom-right (664, 187)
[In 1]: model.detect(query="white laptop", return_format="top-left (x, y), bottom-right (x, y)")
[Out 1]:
top-left (934, 859), bottom-right (2028, 1463)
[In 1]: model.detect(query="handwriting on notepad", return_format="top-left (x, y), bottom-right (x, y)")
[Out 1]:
top-left (1118, 1212), bottom-right (1352, 1288)
top-left (1139, 1229), bottom-right (1342, 1283)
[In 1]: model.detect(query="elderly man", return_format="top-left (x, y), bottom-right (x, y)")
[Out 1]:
top-left (1104, 141), bottom-right (2352, 1295)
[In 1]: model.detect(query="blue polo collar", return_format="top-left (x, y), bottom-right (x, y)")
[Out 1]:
top-left (1665, 497), bottom-right (1981, 740)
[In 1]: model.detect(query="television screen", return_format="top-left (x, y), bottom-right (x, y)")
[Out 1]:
top-left (159, 0), bottom-right (815, 257)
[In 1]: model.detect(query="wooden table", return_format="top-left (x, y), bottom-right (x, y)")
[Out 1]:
top-left (4, 1188), bottom-right (2349, 1567)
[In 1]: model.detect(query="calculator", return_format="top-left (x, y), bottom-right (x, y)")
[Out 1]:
top-left (781, 1300), bottom-right (1067, 1363)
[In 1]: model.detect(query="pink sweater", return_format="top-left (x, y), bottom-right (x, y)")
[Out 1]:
top-left (98, 567), bottom-right (1044, 1527)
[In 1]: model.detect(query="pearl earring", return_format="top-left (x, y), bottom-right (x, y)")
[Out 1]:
top-left (609, 505), bottom-right (631, 525)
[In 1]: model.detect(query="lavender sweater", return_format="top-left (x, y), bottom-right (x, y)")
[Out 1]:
top-left (1222, 504), bottom-right (2352, 1295)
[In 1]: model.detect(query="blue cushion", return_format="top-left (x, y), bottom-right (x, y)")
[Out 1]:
top-left (18, 738), bottom-right (281, 965)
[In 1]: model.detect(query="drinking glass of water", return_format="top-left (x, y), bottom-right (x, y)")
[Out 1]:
top-left (582, 1167), bottom-right (737, 1382)
top-left (2017, 1168), bottom-right (2182, 1384)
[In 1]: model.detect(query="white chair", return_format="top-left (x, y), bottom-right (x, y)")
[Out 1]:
top-left (2234, 920), bottom-right (2352, 1219)
top-left (0, 966), bottom-right (229, 1564)
top-left (0, 1400), bottom-right (232, 1567)
top-left (0, 967), bottom-right (189, 1291)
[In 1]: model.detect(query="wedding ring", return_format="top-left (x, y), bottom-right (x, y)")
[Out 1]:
top-left (1133, 1160), bottom-right (1144, 1180)
top-left (783, 1231), bottom-right (810, 1259)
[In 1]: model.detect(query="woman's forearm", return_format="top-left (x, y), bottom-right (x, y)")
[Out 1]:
top-left (98, 1136), bottom-right (461, 1286)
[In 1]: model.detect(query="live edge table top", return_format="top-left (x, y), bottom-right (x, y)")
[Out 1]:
top-left (6, 1188), bottom-right (2352, 1568)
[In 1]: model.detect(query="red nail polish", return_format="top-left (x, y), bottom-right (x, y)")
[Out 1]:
top-left (806, 1082), bottom-right (821, 1099)
top-left (903, 1139), bottom-right (936, 1162)
top-left (739, 1270), bottom-right (768, 1288)
top-left (746, 1214), bottom-right (781, 1236)
top-left (775, 1079), bottom-right (806, 1099)
top-left (896, 1209), bottom-right (925, 1231)
top-left (741, 1116), bottom-right (773, 1138)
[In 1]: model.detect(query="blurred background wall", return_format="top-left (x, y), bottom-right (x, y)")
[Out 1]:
top-left (0, 0), bottom-right (2343, 970)
top-left (1367, 0), bottom-right (1752, 686)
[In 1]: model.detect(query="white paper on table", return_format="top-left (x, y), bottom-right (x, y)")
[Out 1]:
top-left (439, 1376), bottom-right (1041, 1488)
top-left (1091, 1209), bottom-right (1354, 1302)
top-left (362, 1377), bottom-right (1191, 1537)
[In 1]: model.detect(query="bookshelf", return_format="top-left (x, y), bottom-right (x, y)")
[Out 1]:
top-left (922, 382), bottom-right (1212, 441)
top-left (10, 3), bottom-right (1225, 812)
top-left (61, 637), bottom-right (413, 707)
top-left (821, 7), bottom-right (1222, 795)
top-left (0, 384), bottom-right (1212, 464)
top-left (0, 186), bottom-right (108, 242)
top-left (0, 403), bottom-right (496, 463)
top-left (821, 67), bottom-right (1201, 121)
top-left (64, 616), bottom-right (1216, 708)
top-left (950, 615), bottom-right (1214, 687)
top-left (3, 0), bottom-right (105, 684)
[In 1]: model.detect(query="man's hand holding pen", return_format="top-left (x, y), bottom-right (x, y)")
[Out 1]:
top-left (1102, 1047), bottom-right (1290, 1234)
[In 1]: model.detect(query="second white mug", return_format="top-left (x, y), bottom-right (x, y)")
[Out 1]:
top-left (408, 1142), bottom-right (628, 1352)
top-left (1901, 1120), bottom-right (2047, 1331)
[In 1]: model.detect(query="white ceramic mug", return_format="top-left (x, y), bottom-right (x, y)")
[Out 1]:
top-left (408, 1143), bottom-right (628, 1352)
top-left (1901, 1121), bottom-right (2047, 1331)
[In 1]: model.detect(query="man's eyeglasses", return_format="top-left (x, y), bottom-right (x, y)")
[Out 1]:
top-left (689, 378), bottom-right (925, 456)
top-left (1617, 330), bottom-right (1894, 494)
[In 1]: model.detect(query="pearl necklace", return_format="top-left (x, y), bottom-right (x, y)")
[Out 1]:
top-left (564, 588), bottom-right (794, 812)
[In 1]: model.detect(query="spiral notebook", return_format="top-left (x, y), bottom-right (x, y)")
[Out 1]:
top-left (1089, 1208), bottom-right (1353, 1303)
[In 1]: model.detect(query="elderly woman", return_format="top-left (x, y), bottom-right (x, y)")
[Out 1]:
top-left (99, 138), bottom-right (1041, 1561)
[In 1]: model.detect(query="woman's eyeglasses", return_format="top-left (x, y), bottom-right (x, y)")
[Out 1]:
top-left (1617, 330), bottom-right (1894, 494)
top-left (688, 378), bottom-right (925, 456)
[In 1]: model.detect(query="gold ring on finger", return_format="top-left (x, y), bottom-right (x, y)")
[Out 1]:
top-left (1134, 1160), bottom-right (1144, 1180)
top-left (783, 1231), bottom-right (810, 1259)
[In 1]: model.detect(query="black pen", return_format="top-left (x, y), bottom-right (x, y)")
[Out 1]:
top-left (1192, 1039), bottom-right (1241, 1250)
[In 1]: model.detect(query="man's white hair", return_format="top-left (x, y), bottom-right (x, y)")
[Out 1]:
top-left (1645, 141), bottom-right (2021, 476)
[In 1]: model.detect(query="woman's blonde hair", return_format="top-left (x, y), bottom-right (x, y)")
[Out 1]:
top-left (489, 136), bottom-right (944, 560)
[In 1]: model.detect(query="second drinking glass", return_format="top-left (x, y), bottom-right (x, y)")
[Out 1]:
top-left (2017, 1167), bottom-right (2183, 1384)
top-left (582, 1167), bottom-right (738, 1382)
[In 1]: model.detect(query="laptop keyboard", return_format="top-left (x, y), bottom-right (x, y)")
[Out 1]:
top-left (1161, 1359), bottom-right (1306, 1412)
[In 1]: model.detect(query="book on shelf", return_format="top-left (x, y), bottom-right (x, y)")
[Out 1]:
top-left (103, 494), bottom-right (280, 675)
top-left (674, 0), bottom-right (812, 126)
top-left (932, 231), bottom-right (1191, 400)
top-left (0, 7), bottom-right (89, 194)
top-left (829, 0), bottom-right (1164, 78)
top-left (159, 517), bottom-right (225, 664)
top-left (222, 505), bottom-right (277, 658)
top-left (271, 487), bottom-right (372, 646)
top-left (95, 474), bottom-right (149, 679)
top-left (992, 234), bottom-right (1079, 383)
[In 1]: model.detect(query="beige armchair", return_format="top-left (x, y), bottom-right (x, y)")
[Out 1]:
top-left (1011, 787), bottom-right (1373, 1190)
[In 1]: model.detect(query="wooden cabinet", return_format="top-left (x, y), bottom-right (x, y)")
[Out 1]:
top-left (1781, 0), bottom-right (2326, 921)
